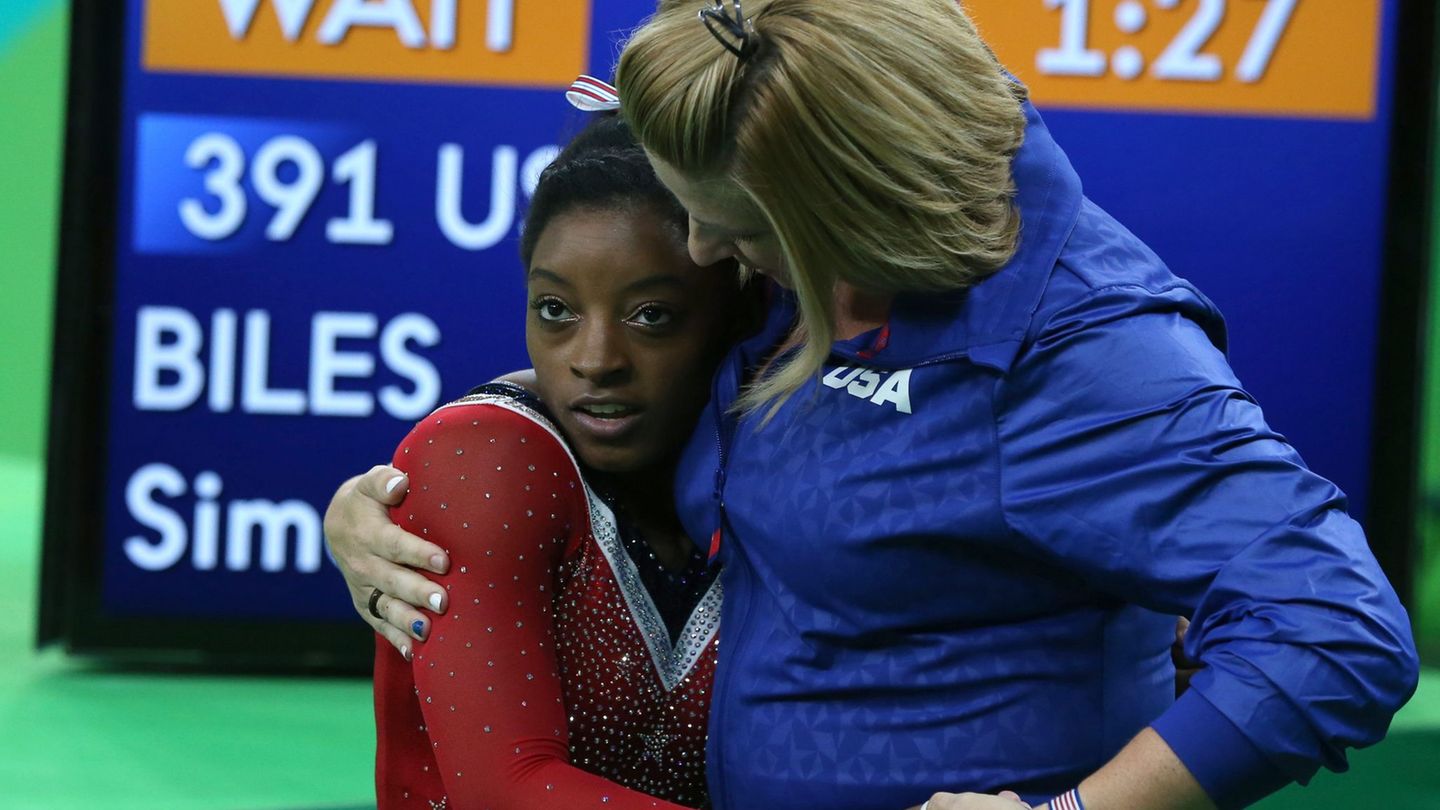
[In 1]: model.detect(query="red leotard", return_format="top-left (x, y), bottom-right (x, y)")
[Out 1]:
top-left (374, 393), bottom-right (719, 809)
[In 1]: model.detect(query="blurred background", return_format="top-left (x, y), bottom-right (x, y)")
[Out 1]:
top-left (2, 1), bottom-right (1438, 807)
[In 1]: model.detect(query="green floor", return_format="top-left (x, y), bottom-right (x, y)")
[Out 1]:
top-left (0, 457), bottom-right (374, 810)
top-left (1, 455), bottom-right (1436, 809)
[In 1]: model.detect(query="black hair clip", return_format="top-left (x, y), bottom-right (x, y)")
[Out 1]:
top-left (699, 0), bottom-right (755, 61)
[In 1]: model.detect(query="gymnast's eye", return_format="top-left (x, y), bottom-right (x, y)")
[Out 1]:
top-left (628, 304), bottom-right (675, 328)
top-left (532, 297), bottom-right (575, 322)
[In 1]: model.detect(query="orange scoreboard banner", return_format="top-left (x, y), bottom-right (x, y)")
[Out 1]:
top-left (965, 0), bottom-right (1383, 120)
top-left (143, 0), bottom-right (590, 87)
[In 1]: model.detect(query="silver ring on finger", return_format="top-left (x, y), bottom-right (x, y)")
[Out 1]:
top-left (920, 802), bottom-right (930, 810)
top-left (368, 587), bottom-right (385, 620)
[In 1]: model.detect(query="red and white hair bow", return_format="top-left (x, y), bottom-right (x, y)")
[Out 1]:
top-left (566, 74), bottom-right (621, 112)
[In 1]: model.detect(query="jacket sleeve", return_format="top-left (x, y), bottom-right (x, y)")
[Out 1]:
top-left (374, 402), bottom-right (692, 810)
top-left (993, 280), bottom-right (1419, 808)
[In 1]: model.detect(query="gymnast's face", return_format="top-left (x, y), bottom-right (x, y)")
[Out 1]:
top-left (525, 205), bottom-right (740, 474)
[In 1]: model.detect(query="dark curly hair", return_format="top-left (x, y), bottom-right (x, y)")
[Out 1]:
top-left (519, 113), bottom-right (690, 268)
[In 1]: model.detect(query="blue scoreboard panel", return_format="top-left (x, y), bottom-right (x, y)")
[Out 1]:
top-left (42, 0), bottom-right (1431, 664)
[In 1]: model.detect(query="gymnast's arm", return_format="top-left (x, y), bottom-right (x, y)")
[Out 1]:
top-left (323, 372), bottom-right (539, 654)
top-left (374, 401), bottom-right (694, 810)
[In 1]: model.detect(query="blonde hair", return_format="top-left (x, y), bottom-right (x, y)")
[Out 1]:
top-left (617, 0), bottom-right (1026, 416)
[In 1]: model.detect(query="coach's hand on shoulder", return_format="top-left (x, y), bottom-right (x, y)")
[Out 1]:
top-left (323, 465), bottom-right (451, 658)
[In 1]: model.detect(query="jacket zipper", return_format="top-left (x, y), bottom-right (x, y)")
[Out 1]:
top-left (706, 349), bottom-right (747, 809)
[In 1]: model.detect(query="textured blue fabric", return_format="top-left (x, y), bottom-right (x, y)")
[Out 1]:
top-left (673, 102), bottom-right (1419, 810)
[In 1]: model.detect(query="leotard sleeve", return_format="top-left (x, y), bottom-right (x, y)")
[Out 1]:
top-left (373, 400), bottom-right (693, 809)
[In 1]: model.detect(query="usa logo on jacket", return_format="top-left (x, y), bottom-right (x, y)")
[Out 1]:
top-left (821, 365), bottom-right (913, 414)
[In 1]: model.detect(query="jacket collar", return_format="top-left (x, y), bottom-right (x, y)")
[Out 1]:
top-left (830, 100), bottom-right (1085, 373)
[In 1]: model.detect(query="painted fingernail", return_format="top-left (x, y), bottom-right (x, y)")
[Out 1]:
top-left (428, 593), bottom-right (443, 611)
top-left (411, 619), bottom-right (426, 639)
top-left (385, 474), bottom-right (407, 494)
top-left (429, 554), bottom-right (448, 573)
top-left (400, 645), bottom-right (410, 660)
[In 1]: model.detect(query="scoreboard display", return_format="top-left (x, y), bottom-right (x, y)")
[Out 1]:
top-left (41, 0), bottom-right (1431, 665)
top-left (974, 0), bottom-right (1380, 118)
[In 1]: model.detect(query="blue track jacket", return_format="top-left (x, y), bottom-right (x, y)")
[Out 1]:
top-left (674, 102), bottom-right (1419, 810)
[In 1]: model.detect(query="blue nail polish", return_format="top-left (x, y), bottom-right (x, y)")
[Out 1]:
top-left (412, 619), bottom-right (425, 638)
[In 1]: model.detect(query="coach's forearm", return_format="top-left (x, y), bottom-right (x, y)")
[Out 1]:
top-left (1068, 728), bottom-right (1215, 810)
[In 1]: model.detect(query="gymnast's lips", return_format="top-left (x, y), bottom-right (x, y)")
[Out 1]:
top-left (567, 397), bottom-right (644, 441)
